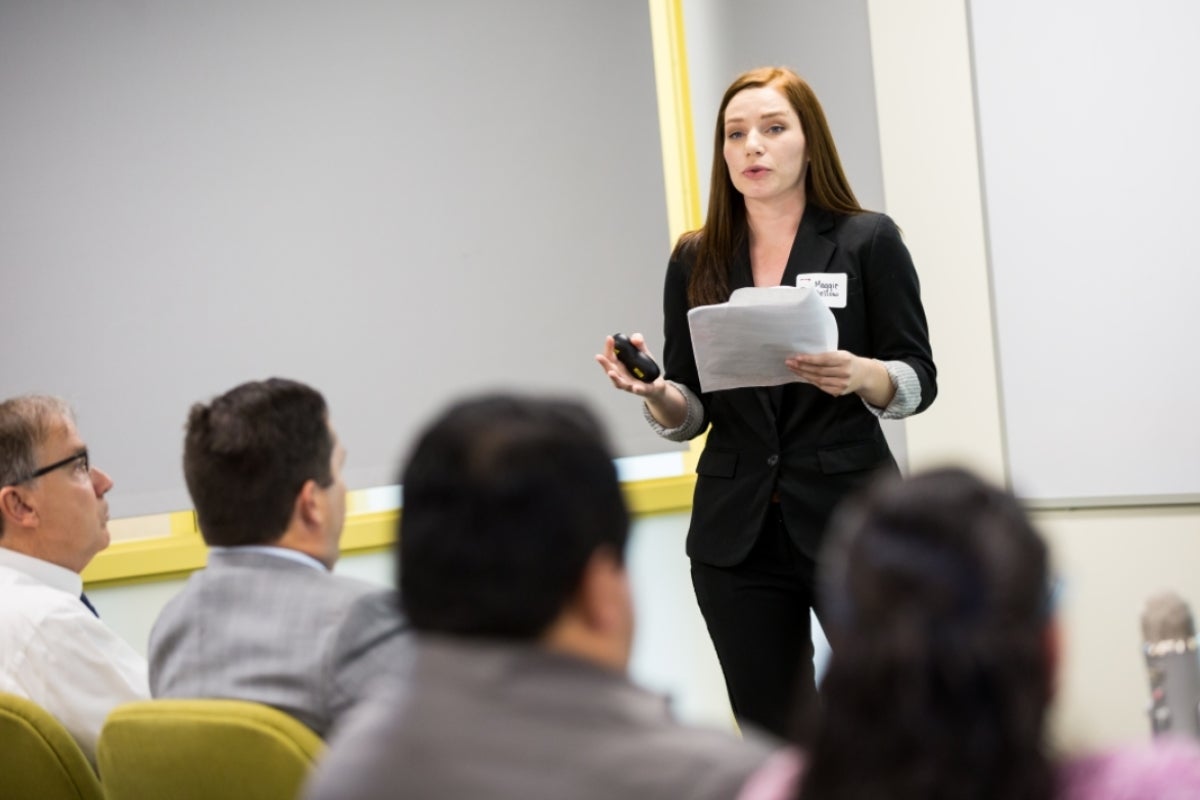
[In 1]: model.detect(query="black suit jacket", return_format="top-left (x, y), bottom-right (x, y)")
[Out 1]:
top-left (663, 207), bottom-right (936, 566)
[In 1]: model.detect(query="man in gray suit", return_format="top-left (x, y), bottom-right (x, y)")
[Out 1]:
top-left (305, 394), bottom-right (778, 800)
top-left (148, 378), bottom-right (408, 738)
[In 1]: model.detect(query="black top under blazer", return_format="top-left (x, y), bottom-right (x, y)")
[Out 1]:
top-left (663, 206), bottom-right (937, 567)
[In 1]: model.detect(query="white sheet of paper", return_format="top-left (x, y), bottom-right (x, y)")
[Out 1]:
top-left (685, 285), bottom-right (838, 392)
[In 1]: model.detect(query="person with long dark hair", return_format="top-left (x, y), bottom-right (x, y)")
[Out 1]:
top-left (800, 467), bottom-right (1056, 799)
top-left (596, 66), bottom-right (936, 737)
top-left (737, 467), bottom-right (1200, 800)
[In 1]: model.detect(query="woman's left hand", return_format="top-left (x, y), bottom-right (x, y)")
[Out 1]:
top-left (785, 351), bottom-right (868, 396)
top-left (786, 351), bottom-right (893, 408)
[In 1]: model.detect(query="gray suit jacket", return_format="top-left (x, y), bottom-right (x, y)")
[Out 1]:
top-left (148, 549), bottom-right (409, 737)
top-left (304, 636), bottom-right (778, 800)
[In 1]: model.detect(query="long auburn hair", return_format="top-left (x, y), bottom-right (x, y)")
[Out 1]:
top-left (680, 67), bottom-right (863, 308)
top-left (796, 468), bottom-right (1057, 800)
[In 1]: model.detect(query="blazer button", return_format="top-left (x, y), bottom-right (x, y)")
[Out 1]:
top-left (767, 454), bottom-right (779, 467)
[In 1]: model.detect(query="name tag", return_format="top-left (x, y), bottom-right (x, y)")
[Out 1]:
top-left (796, 273), bottom-right (848, 308)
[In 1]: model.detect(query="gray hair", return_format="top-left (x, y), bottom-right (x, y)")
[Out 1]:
top-left (0, 395), bottom-right (74, 536)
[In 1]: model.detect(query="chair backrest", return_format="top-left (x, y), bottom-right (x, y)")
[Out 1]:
top-left (0, 691), bottom-right (104, 800)
top-left (98, 698), bottom-right (324, 800)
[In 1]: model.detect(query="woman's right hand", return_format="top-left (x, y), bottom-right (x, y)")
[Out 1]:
top-left (595, 333), bottom-right (689, 429)
top-left (595, 333), bottom-right (667, 400)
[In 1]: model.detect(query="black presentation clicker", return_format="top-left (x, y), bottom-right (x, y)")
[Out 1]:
top-left (612, 333), bottom-right (661, 383)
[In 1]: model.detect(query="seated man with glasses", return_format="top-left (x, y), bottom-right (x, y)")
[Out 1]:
top-left (0, 395), bottom-right (149, 765)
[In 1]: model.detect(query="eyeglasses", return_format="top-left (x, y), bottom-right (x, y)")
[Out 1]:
top-left (10, 449), bottom-right (90, 485)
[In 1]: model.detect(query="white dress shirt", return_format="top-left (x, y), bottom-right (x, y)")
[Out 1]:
top-left (0, 547), bottom-right (149, 765)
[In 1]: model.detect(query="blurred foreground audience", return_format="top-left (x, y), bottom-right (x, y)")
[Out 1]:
top-left (738, 467), bottom-right (1200, 800)
top-left (306, 394), bottom-right (777, 800)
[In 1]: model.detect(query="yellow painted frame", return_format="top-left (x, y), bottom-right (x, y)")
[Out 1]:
top-left (83, 475), bottom-right (697, 588)
top-left (649, 0), bottom-right (707, 472)
top-left (649, 0), bottom-right (702, 243)
top-left (82, 2), bottom-right (705, 590)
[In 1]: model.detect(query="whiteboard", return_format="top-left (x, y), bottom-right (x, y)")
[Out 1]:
top-left (969, 0), bottom-right (1200, 505)
top-left (0, 1), bottom-right (680, 517)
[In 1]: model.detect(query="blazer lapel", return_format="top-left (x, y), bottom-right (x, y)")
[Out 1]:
top-left (730, 235), bottom-right (755, 291)
top-left (780, 205), bottom-right (837, 287)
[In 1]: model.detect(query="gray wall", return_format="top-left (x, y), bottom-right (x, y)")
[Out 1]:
top-left (0, 0), bottom-right (678, 517)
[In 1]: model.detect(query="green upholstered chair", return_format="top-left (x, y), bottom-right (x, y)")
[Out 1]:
top-left (0, 691), bottom-right (104, 800)
top-left (98, 699), bottom-right (324, 800)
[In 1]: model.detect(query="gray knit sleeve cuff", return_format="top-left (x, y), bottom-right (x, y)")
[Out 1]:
top-left (642, 380), bottom-right (706, 442)
top-left (862, 360), bottom-right (921, 420)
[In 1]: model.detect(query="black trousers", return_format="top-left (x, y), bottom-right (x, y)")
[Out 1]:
top-left (690, 503), bottom-right (823, 740)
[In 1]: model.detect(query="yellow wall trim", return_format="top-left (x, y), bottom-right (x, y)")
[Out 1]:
top-left (83, 475), bottom-right (697, 588)
top-left (649, 0), bottom-right (702, 244)
top-left (648, 0), bottom-right (707, 471)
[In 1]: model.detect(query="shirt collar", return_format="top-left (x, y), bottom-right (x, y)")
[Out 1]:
top-left (0, 546), bottom-right (83, 595)
top-left (206, 545), bottom-right (328, 572)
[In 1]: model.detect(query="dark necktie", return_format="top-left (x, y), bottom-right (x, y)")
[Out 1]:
top-left (80, 593), bottom-right (100, 618)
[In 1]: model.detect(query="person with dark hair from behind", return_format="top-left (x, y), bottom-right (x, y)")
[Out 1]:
top-left (736, 467), bottom-right (1200, 800)
top-left (148, 378), bottom-right (409, 737)
top-left (305, 394), bottom-right (779, 800)
top-left (0, 395), bottom-right (148, 765)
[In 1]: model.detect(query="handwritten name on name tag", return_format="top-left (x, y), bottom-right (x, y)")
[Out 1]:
top-left (796, 273), bottom-right (847, 308)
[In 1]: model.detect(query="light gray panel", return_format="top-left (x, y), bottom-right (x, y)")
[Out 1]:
top-left (0, 1), bottom-right (678, 516)
top-left (970, 0), bottom-right (1200, 503)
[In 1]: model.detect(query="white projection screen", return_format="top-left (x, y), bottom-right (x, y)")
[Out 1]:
top-left (969, 0), bottom-right (1200, 506)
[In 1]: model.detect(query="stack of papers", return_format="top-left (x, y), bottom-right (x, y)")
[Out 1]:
top-left (686, 286), bottom-right (838, 392)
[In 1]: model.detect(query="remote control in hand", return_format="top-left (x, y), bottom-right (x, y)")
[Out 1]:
top-left (612, 333), bottom-right (661, 383)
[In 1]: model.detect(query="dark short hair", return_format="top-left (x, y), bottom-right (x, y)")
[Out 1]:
top-left (183, 378), bottom-right (333, 547)
top-left (0, 396), bottom-right (74, 537)
top-left (398, 394), bottom-right (629, 638)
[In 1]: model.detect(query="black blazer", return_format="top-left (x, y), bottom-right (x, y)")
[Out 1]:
top-left (662, 207), bottom-right (936, 567)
